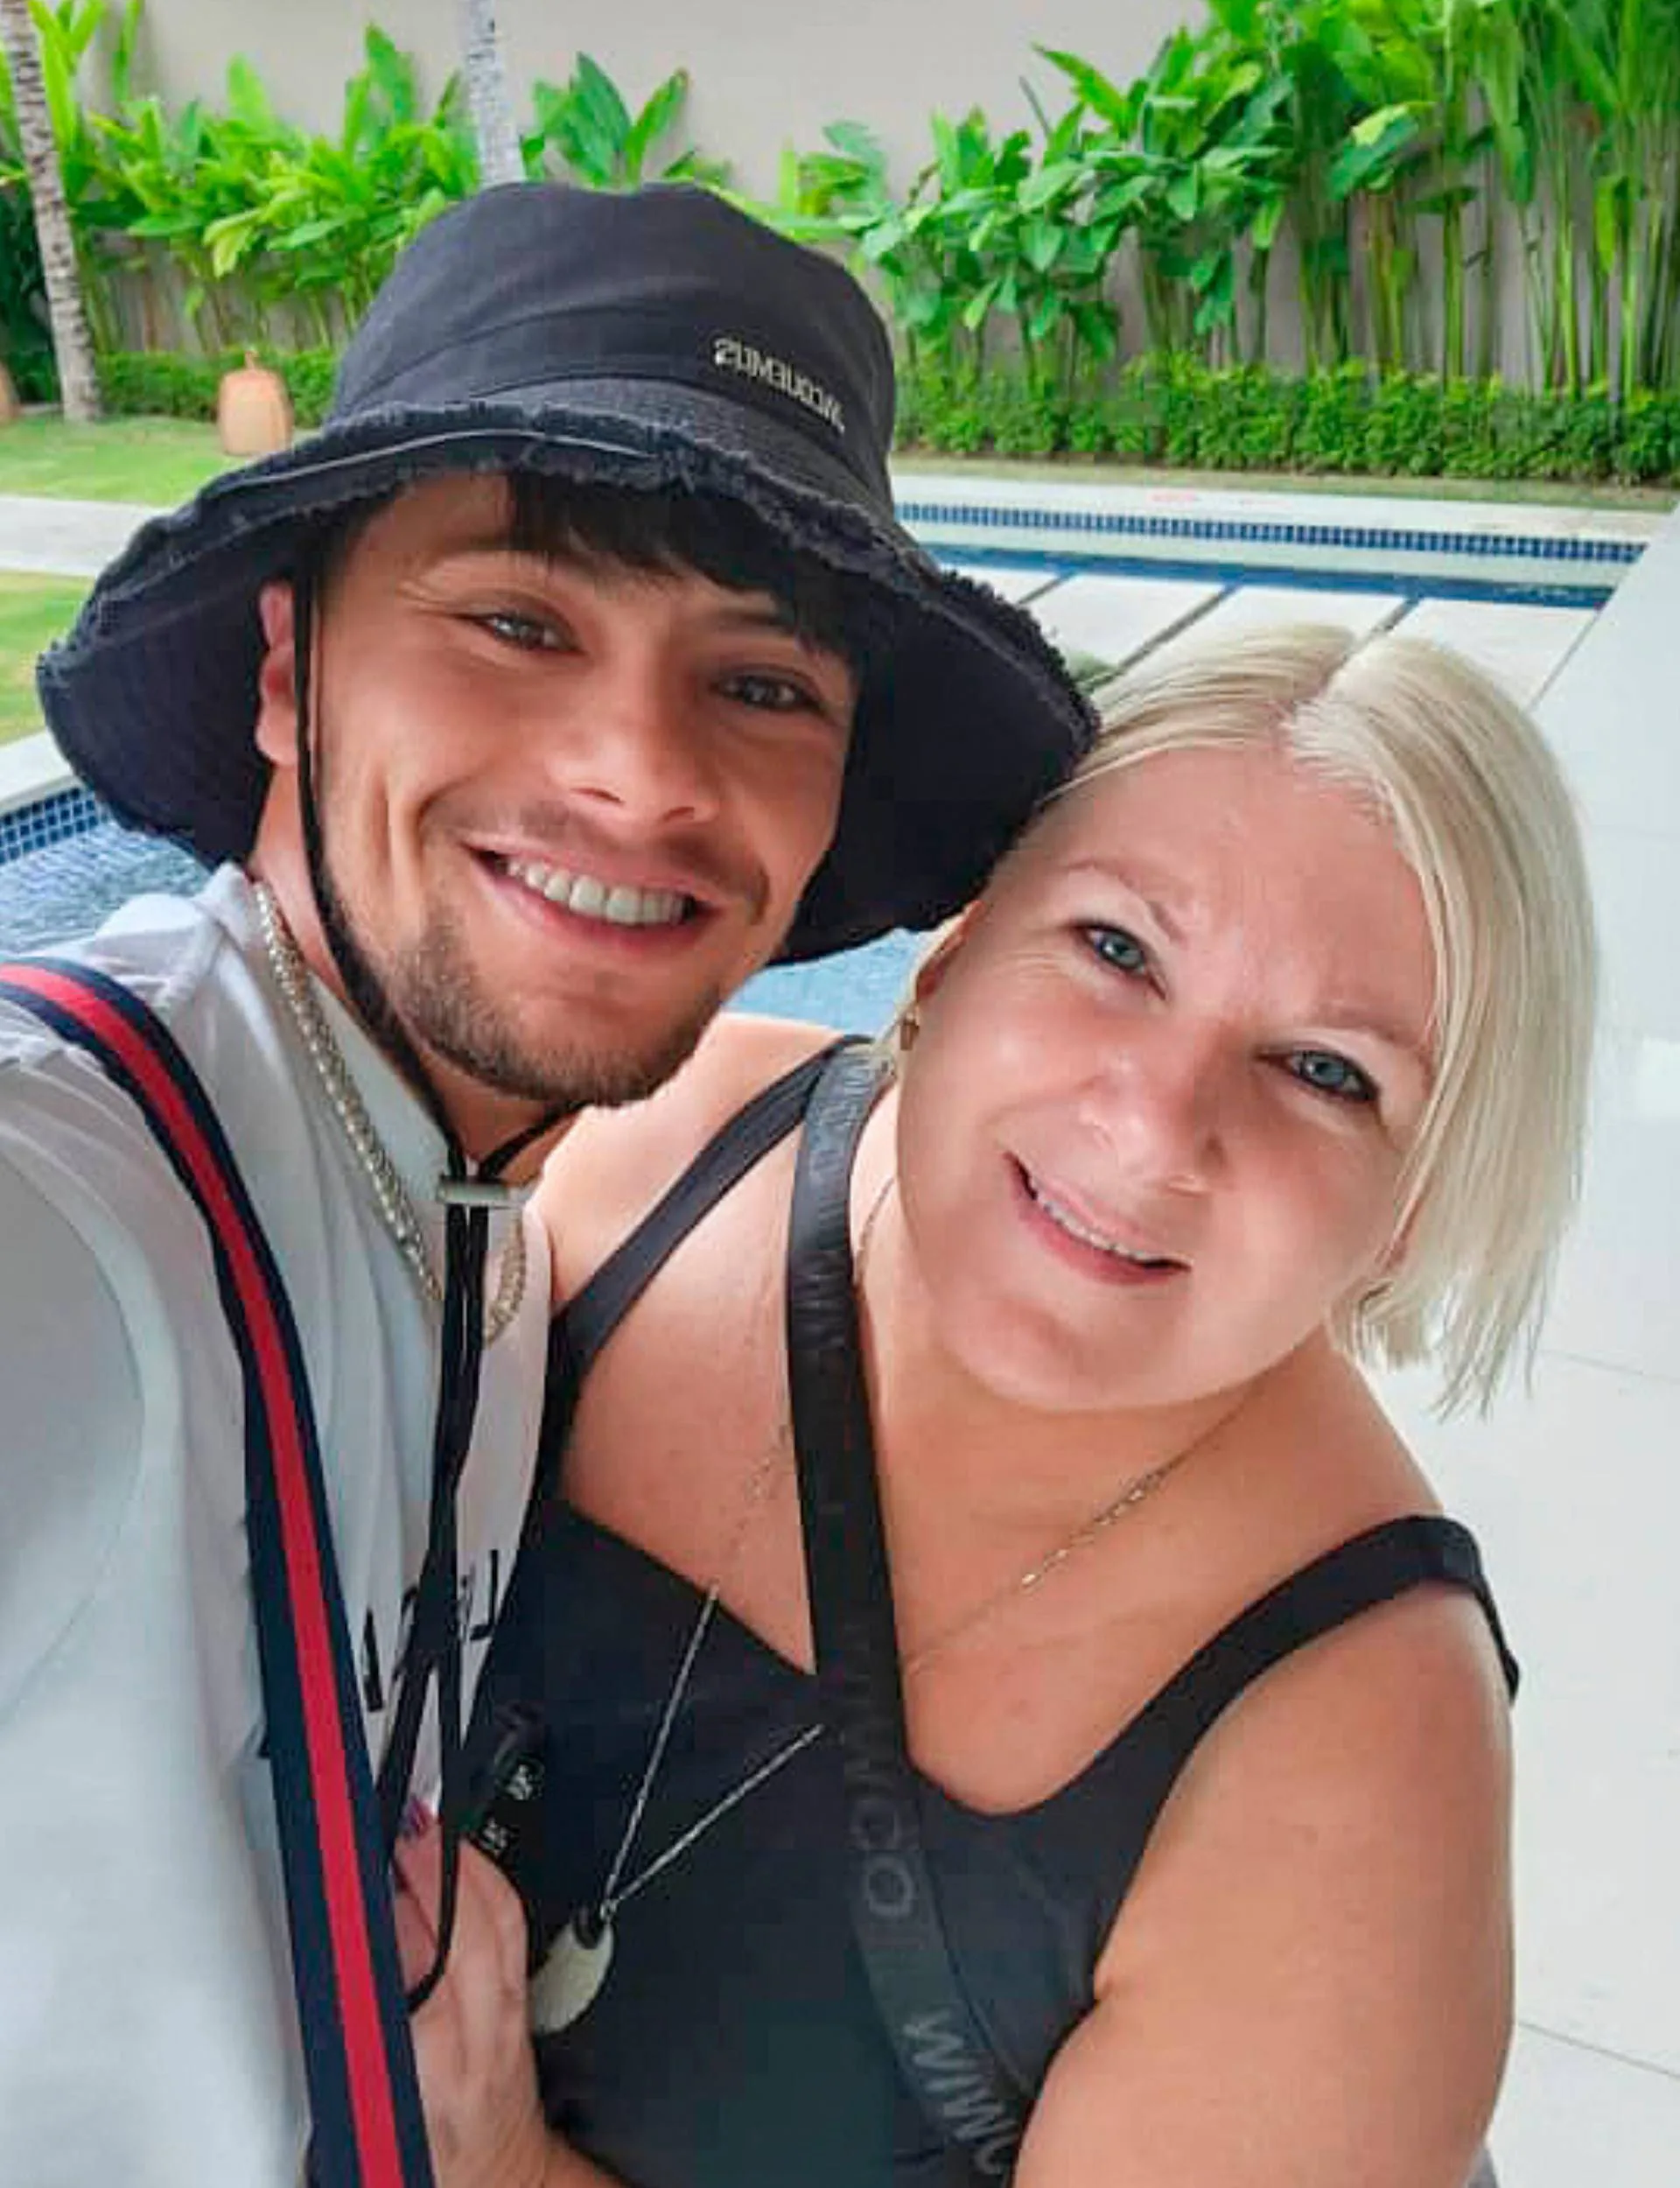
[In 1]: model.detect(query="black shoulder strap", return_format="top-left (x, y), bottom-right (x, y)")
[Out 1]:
top-left (1066, 1515), bottom-right (1519, 1862)
top-left (788, 1043), bottom-right (1028, 2185)
top-left (532, 1036), bottom-right (857, 1512)
top-left (1146, 1512), bottom-right (1516, 1745)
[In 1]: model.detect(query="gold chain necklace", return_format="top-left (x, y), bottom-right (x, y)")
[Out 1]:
top-left (861, 1178), bottom-right (1200, 1676)
top-left (531, 1170), bottom-right (1200, 2037)
top-left (252, 880), bottom-right (528, 1345)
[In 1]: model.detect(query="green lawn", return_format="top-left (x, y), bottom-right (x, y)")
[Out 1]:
top-left (0, 418), bottom-right (226, 748)
top-left (0, 416), bottom-right (234, 504)
top-left (0, 574), bottom-right (87, 745)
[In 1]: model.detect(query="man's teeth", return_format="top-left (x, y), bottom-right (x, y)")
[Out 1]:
top-left (1028, 1178), bottom-right (1176, 1267)
top-left (504, 859), bottom-right (689, 928)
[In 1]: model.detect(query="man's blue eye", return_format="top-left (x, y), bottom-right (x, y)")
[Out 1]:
top-left (1085, 925), bottom-right (1149, 976)
top-left (1289, 1050), bottom-right (1377, 1104)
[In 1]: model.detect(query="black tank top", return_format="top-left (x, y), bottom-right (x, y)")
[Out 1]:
top-left (468, 1048), bottom-right (1518, 2188)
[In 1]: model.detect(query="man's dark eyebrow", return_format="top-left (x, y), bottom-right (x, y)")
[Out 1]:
top-left (439, 535), bottom-right (822, 645)
top-left (436, 526), bottom-right (582, 567)
top-left (709, 598), bottom-right (806, 638)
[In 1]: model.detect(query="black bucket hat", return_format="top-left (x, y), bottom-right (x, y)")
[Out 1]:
top-left (39, 182), bottom-right (1093, 961)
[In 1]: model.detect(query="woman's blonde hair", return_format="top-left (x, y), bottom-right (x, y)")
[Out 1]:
top-left (911, 624), bottom-right (1599, 1413)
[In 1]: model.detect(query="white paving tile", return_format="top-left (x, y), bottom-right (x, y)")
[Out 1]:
top-left (1537, 515), bottom-right (1680, 834)
top-left (0, 729), bottom-right (71, 817)
top-left (1537, 1022), bottom-right (1680, 1380)
top-left (1491, 2023), bottom-right (1680, 2188)
top-left (1547, 690), bottom-right (1680, 838)
top-left (941, 560), bottom-right (1058, 605)
top-left (1025, 572), bottom-right (1222, 672)
top-left (1580, 819), bottom-right (1680, 1041)
top-left (1136, 583), bottom-right (1406, 670)
top-left (1390, 596), bottom-right (1598, 706)
top-left (1372, 1351), bottom-right (1680, 2074)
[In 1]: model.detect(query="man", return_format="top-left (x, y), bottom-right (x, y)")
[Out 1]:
top-left (0, 183), bottom-right (1089, 2185)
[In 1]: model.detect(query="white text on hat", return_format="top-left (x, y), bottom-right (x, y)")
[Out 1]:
top-left (711, 336), bottom-right (846, 435)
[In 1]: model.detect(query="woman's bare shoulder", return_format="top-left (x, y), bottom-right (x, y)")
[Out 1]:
top-left (1165, 1358), bottom-right (1505, 1866)
top-left (535, 1013), bottom-right (846, 1288)
top-left (1099, 1515), bottom-right (1514, 1997)
top-left (1032, 1543), bottom-right (1513, 2187)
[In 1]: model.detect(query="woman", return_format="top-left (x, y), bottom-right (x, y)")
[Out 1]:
top-left (396, 626), bottom-right (1596, 2188)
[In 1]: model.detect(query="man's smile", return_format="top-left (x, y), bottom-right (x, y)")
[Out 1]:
top-left (498, 856), bottom-right (695, 929)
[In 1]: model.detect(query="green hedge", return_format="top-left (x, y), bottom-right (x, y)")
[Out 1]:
top-left (2, 347), bottom-right (58, 404)
top-left (96, 348), bottom-right (338, 429)
top-left (897, 357), bottom-right (1680, 486)
top-left (93, 346), bottom-right (1680, 487)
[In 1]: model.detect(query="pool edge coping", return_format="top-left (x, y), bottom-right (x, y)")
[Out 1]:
top-left (0, 476), bottom-right (1655, 866)
top-left (0, 730), bottom-right (73, 822)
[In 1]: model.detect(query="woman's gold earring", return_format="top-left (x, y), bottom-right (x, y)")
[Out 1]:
top-left (899, 1002), bottom-right (921, 1056)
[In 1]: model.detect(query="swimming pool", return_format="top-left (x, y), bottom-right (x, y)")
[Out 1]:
top-left (0, 477), bottom-right (1656, 1020)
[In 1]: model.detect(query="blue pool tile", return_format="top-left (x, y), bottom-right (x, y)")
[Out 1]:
top-left (0, 786), bottom-right (103, 866)
top-left (0, 821), bottom-right (207, 954)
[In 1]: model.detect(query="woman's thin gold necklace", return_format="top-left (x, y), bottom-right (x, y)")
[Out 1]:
top-left (252, 879), bottom-right (527, 1344)
top-left (861, 1177), bottom-right (1205, 1676)
top-left (531, 1171), bottom-right (1204, 2037)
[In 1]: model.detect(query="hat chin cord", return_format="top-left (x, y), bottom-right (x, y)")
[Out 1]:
top-left (290, 572), bottom-right (564, 2008)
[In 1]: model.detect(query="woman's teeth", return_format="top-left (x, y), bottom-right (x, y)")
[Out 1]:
top-left (503, 858), bottom-right (690, 928)
top-left (1028, 1177), bottom-right (1177, 1268)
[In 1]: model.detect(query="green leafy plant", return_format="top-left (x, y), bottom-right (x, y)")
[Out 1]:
top-left (200, 32), bottom-right (474, 338)
top-left (758, 119), bottom-right (957, 367)
top-left (1518, 0), bottom-right (1680, 398)
top-left (1042, 36), bottom-right (1292, 363)
top-left (97, 342), bottom-right (335, 424)
top-left (0, 82), bottom-right (52, 395)
top-left (911, 103), bottom-right (1120, 388)
top-left (781, 99), bottom-right (1127, 390)
top-left (90, 62), bottom-right (302, 347)
top-left (20, 0), bottom-right (1680, 433)
top-left (88, 26), bottom-right (475, 349)
top-left (522, 54), bottom-right (724, 189)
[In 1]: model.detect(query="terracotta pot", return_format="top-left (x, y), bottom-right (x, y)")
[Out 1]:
top-left (216, 351), bottom-right (293, 456)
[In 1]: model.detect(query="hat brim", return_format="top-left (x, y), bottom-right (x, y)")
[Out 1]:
top-left (39, 382), bottom-right (1092, 961)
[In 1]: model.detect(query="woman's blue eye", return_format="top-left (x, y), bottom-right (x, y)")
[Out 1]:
top-left (1289, 1049), bottom-right (1377, 1104)
top-left (1085, 925), bottom-right (1150, 977)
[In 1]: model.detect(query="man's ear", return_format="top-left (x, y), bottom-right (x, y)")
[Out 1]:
top-left (253, 579), bottom-right (300, 768)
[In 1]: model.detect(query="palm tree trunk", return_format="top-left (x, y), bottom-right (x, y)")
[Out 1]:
top-left (0, 0), bottom-right (100, 420)
top-left (456, 0), bottom-right (524, 187)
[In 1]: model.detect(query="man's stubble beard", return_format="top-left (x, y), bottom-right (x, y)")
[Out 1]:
top-left (320, 850), bottom-right (732, 1116)
top-left (398, 901), bottom-right (727, 1111)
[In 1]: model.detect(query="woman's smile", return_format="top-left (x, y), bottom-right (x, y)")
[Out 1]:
top-left (1012, 1159), bottom-right (1189, 1283)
